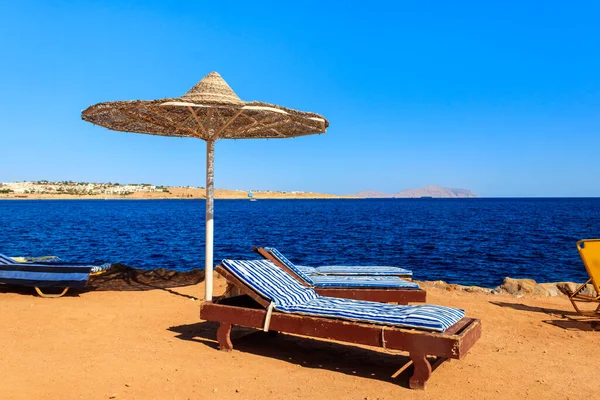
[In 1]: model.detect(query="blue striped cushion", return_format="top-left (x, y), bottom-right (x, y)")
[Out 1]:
top-left (221, 259), bottom-right (317, 306)
top-left (91, 263), bottom-right (112, 274)
top-left (309, 275), bottom-right (419, 289)
top-left (316, 265), bottom-right (413, 277)
top-left (0, 254), bottom-right (17, 265)
top-left (263, 247), bottom-right (315, 285)
top-left (296, 265), bottom-right (318, 275)
top-left (278, 296), bottom-right (465, 332)
top-left (264, 248), bottom-right (413, 278)
top-left (264, 249), bottom-right (418, 289)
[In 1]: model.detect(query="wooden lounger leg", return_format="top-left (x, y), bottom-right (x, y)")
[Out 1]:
top-left (217, 323), bottom-right (233, 351)
top-left (409, 353), bottom-right (432, 390)
top-left (34, 287), bottom-right (69, 298)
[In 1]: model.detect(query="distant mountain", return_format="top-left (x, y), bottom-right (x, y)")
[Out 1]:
top-left (355, 190), bottom-right (387, 198)
top-left (356, 185), bottom-right (478, 198)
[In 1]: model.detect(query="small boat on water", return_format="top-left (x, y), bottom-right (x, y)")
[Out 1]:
top-left (248, 192), bottom-right (257, 201)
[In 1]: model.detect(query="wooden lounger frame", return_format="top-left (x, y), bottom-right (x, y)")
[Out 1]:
top-left (253, 247), bottom-right (426, 304)
top-left (201, 265), bottom-right (481, 390)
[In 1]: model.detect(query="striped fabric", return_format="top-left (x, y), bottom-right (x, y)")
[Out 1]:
top-left (300, 264), bottom-right (412, 277)
top-left (316, 265), bottom-right (412, 277)
top-left (263, 248), bottom-right (316, 284)
top-left (91, 263), bottom-right (112, 274)
top-left (221, 259), bottom-right (317, 306)
top-left (220, 259), bottom-right (464, 332)
top-left (280, 296), bottom-right (464, 332)
top-left (296, 265), bottom-right (318, 275)
top-left (0, 254), bottom-right (17, 265)
top-left (309, 275), bottom-right (419, 289)
top-left (264, 247), bottom-right (412, 277)
top-left (263, 248), bottom-right (418, 289)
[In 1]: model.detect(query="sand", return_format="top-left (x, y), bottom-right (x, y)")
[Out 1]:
top-left (1, 278), bottom-right (599, 400)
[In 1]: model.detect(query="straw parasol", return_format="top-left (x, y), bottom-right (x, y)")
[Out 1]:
top-left (81, 72), bottom-right (329, 301)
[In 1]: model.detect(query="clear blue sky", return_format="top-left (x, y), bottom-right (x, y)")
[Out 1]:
top-left (0, 1), bottom-right (598, 197)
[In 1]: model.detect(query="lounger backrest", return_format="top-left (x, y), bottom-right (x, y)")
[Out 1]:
top-left (221, 259), bottom-right (317, 306)
top-left (0, 254), bottom-right (16, 265)
top-left (263, 247), bottom-right (315, 285)
top-left (577, 239), bottom-right (600, 295)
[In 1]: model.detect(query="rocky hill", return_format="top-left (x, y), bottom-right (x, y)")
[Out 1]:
top-left (356, 185), bottom-right (478, 198)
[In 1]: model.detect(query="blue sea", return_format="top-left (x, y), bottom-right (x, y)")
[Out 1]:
top-left (0, 198), bottom-right (598, 287)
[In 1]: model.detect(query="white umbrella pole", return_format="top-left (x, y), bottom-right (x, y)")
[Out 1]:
top-left (204, 139), bottom-right (215, 301)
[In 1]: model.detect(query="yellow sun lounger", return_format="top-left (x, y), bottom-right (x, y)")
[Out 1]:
top-left (570, 240), bottom-right (600, 317)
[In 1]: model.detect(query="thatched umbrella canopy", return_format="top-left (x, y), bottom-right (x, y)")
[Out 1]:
top-left (82, 72), bottom-right (329, 301)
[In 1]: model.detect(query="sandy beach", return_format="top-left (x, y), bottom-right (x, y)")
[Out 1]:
top-left (1, 277), bottom-right (598, 400)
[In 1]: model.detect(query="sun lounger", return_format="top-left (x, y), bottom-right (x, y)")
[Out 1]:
top-left (200, 259), bottom-right (481, 390)
top-left (259, 246), bottom-right (412, 278)
top-left (254, 247), bottom-right (425, 303)
top-left (0, 253), bottom-right (110, 298)
top-left (568, 240), bottom-right (600, 316)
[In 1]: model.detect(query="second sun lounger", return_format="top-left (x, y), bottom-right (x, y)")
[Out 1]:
top-left (261, 246), bottom-right (413, 278)
top-left (0, 253), bottom-right (108, 298)
top-left (254, 247), bottom-right (425, 303)
top-left (201, 259), bottom-right (481, 390)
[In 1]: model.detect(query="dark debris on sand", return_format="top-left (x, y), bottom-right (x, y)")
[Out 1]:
top-left (88, 264), bottom-right (205, 291)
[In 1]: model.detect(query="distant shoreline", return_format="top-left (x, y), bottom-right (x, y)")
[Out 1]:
top-left (0, 182), bottom-right (352, 200)
top-left (0, 191), bottom-right (353, 201)
top-left (0, 197), bottom-right (350, 200)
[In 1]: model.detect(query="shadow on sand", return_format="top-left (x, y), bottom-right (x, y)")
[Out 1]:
top-left (542, 318), bottom-right (600, 331)
top-left (168, 321), bottom-right (443, 389)
top-left (489, 301), bottom-right (577, 317)
top-left (89, 283), bottom-right (199, 301)
top-left (490, 301), bottom-right (600, 331)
